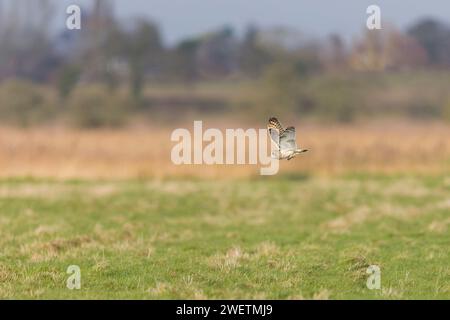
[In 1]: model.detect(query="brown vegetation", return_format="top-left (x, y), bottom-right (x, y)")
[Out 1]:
top-left (0, 121), bottom-right (448, 179)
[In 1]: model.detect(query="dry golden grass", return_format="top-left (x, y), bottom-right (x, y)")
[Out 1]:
top-left (0, 121), bottom-right (448, 178)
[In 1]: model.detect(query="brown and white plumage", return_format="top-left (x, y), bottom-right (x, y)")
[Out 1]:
top-left (268, 117), bottom-right (308, 160)
top-left (268, 117), bottom-right (285, 133)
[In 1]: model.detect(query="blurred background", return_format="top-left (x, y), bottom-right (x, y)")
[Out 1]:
top-left (0, 0), bottom-right (449, 178)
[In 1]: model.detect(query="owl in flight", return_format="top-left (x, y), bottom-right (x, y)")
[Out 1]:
top-left (268, 117), bottom-right (308, 160)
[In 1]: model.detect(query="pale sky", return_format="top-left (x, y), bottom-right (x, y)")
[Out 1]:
top-left (50, 0), bottom-right (450, 45)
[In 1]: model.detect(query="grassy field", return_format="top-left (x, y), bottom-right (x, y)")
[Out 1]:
top-left (0, 174), bottom-right (449, 299)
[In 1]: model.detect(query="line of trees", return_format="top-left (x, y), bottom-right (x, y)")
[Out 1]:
top-left (1, 1), bottom-right (450, 127)
top-left (1, 1), bottom-right (450, 99)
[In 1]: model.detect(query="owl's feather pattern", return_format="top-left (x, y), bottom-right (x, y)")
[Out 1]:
top-left (279, 126), bottom-right (297, 150)
top-left (268, 117), bottom-right (285, 134)
top-left (267, 117), bottom-right (308, 160)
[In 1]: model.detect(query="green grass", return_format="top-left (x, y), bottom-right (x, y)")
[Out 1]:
top-left (0, 174), bottom-right (449, 299)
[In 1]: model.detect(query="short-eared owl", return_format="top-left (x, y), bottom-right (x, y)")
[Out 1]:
top-left (267, 117), bottom-right (308, 160)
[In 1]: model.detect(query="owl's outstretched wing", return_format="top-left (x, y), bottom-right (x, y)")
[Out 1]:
top-left (279, 126), bottom-right (297, 151)
top-left (267, 117), bottom-right (284, 146)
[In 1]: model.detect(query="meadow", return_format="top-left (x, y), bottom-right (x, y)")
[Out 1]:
top-left (0, 174), bottom-right (448, 299)
top-left (0, 123), bottom-right (448, 299)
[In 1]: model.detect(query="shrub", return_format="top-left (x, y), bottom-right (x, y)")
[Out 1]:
top-left (0, 80), bottom-right (56, 126)
top-left (258, 62), bottom-right (302, 115)
top-left (57, 65), bottom-right (81, 99)
top-left (307, 76), bottom-right (361, 123)
top-left (66, 85), bottom-right (129, 128)
top-left (443, 99), bottom-right (450, 122)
